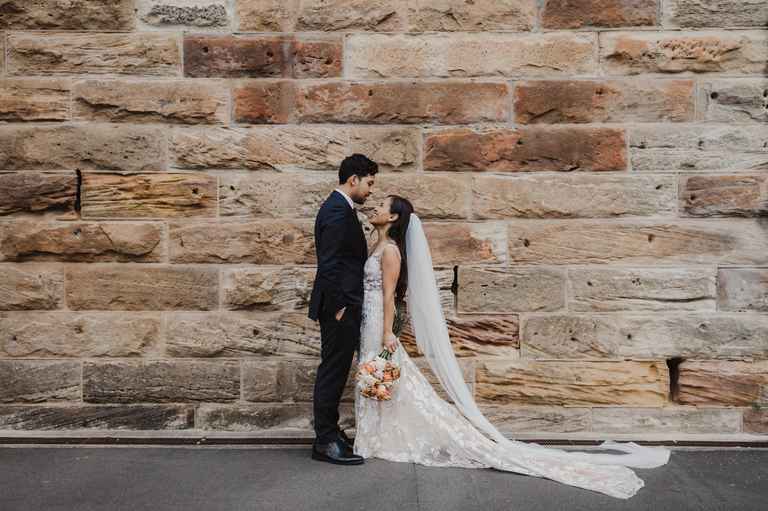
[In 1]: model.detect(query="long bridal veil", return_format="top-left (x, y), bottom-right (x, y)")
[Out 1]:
top-left (403, 213), bottom-right (671, 497)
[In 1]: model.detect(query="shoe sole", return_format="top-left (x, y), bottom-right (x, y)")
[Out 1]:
top-left (311, 451), bottom-right (365, 465)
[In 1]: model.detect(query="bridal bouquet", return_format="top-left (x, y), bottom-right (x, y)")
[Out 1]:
top-left (356, 348), bottom-right (401, 401)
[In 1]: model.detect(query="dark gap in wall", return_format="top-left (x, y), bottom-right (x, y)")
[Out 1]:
top-left (451, 265), bottom-right (459, 312)
top-left (74, 169), bottom-right (82, 213)
top-left (666, 357), bottom-right (684, 403)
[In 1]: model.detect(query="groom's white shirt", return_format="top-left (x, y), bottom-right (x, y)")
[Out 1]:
top-left (334, 188), bottom-right (355, 210)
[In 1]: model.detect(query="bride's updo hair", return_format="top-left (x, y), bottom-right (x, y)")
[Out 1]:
top-left (386, 195), bottom-right (414, 305)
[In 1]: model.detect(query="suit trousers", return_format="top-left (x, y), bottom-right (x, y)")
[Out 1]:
top-left (312, 304), bottom-right (361, 444)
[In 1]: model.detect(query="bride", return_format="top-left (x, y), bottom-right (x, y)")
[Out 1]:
top-left (352, 195), bottom-right (671, 500)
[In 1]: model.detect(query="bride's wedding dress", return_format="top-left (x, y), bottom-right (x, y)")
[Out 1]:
top-left (352, 215), bottom-right (670, 499)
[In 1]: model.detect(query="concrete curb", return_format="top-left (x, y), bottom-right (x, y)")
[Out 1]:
top-left (2, 430), bottom-right (767, 447)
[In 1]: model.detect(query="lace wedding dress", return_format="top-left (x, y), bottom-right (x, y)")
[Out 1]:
top-left (352, 216), bottom-right (671, 500)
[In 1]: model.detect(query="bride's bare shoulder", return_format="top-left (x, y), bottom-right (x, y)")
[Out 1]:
top-left (382, 242), bottom-right (401, 262)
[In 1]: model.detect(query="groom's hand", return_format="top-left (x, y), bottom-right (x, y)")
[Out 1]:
top-left (335, 306), bottom-right (346, 321)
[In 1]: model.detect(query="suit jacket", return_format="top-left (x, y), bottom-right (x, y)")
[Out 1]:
top-left (308, 190), bottom-right (368, 321)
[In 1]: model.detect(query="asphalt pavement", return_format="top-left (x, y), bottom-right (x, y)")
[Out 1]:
top-left (1, 446), bottom-right (766, 511)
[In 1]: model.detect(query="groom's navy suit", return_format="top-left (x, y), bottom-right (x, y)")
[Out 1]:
top-left (309, 190), bottom-right (368, 444)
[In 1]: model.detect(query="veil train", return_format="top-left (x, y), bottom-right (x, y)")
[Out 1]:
top-left (403, 214), bottom-right (671, 475)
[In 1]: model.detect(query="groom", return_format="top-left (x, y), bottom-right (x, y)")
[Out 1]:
top-left (308, 154), bottom-right (378, 465)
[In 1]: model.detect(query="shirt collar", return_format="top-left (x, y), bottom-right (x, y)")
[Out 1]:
top-left (334, 188), bottom-right (355, 210)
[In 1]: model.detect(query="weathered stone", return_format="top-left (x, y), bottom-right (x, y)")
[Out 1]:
top-left (677, 360), bottom-right (768, 406)
top-left (591, 407), bottom-right (741, 434)
top-left (699, 79), bottom-right (768, 123)
top-left (7, 32), bottom-right (180, 76)
top-left (508, 220), bottom-right (768, 265)
top-left (232, 81), bottom-right (295, 124)
top-left (435, 268), bottom-right (456, 315)
top-left (223, 268), bottom-right (315, 311)
top-left (366, 174), bottom-right (471, 220)
top-left (514, 79), bottom-right (694, 123)
top-left (0, 221), bottom-right (164, 262)
top-left (296, 0), bottom-right (406, 31)
top-left (679, 174), bottom-right (768, 217)
top-left (241, 360), bottom-right (281, 401)
top-left (0, 404), bottom-right (194, 430)
top-left (242, 80), bottom-right (509, 124)
top-left (407, 0), bottom-right (536, 32)
top-left (290, 38), bottom-right (343, 79)
top-left (295, 82), bottom-right (509, 124)
top-left (220, 172), bottom-right (334, 218)
top-left (522, 313), bottom-right (768, 359)
top-left (0, 266), bottom-right (64, 311)
top-left (347, 128), bottom-right (420, 171)
top-left (219, 172), bottom-right (332, 218)
top-left (81, 173), bottom-right (217, 218)
top-left (0, 360), bottom-right (80, 403)
top-left (0, 78), bottom-right (71, 121)
top-left (717, 269), bottom-right (768, 312)
top-left (472, 174), bottom-right (675, 219)
top-left (137, 0), bottom-right (230, 29)
top-left (423, 222), bottom-right (506, 265)
top-left (476, 360), bottom-right (669, 406)
top-left (242, 359), bottom-right (355, 403)
top-left (197, 403), bottom-right (356, 432)
top-left (65, 266), bottom-right (218, 311)
top-left (83, 360), bottom-right (240, 403)
top-left (346, 33), bottom-right (597, 79)
top-left (169, 220), bottom-right (315, 264)
top-left (184, 35), bottom-right (341, 79)
top-left (478, 405), bottom-right (591, 433)
top-left (0, 0), bottom-right (135, 30)
top-left (236, 0), bottom-right (299, 31)
top-left (424, 127), bottom-right (627, 172)
top-left (600, 31), bottom-right (768, 76)
top-left (0, 311), bottom-right (160, 357)
top-left (568, 268), bottom-right (716, 312)
top-left (0, 124), bottom-right (167, 172)
top-left (166, 312), bottom-right (320, 357)
top-left (630, 125), bottom-right (768, 172)
top-left (744, 409), bottom-right (768, 434)
top-left (664, 0), bottom-right (768, 28)
top-left (184, 35), bottom-right (285, 78)
top-left (198, 403), bottom-right (309, 431)
top-left (198, 403), bottom-right (306, 431)
top-left (72, 79), bottom-right (228, 124)
top-left (400, 315), bottom-right (520, 358)
top-left (458, 267), bottom-right (565, 313)
top-left (0, 172), bottom-right (77, 216)
top-left (169, 126), bottom-right (349, 171)
top-left (542, 0), bottom-right (657, 29)
top-left (165, 313), bottom-right (272, 357)
top-left (175, 125), bottom-right (419, 171)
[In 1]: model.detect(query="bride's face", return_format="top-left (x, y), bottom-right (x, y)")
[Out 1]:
top-left (368, 197), bottom-right (396, 227)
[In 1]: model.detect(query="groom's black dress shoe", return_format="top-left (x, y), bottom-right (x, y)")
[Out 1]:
top-left (338, 429), bottom-right (354, 448)
top-left (311, 439), bottom-right (364, 465)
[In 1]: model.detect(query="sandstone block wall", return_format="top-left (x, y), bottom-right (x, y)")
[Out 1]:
top-left (1, 0), bottom-right (767, 438)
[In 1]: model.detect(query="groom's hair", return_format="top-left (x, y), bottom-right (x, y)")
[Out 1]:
top-left (339, 154), bottom-right (378, 184)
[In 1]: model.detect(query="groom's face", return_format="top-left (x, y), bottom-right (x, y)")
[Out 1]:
top-left (350, 174), bottom-right (375, 204)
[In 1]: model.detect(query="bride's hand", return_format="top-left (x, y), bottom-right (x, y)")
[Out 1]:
top-left (383, 332), bottom-right (399, 353)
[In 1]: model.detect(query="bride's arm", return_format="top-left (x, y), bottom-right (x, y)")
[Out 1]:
top-left (380, 244), bottom-right (401, 352)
